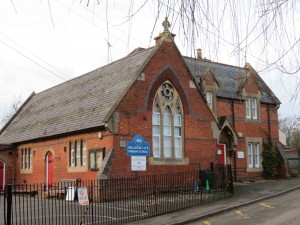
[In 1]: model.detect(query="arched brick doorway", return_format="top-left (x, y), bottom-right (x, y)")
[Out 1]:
top-left (219, 127), bottom-right (234, 165)
top-left (46, 152), bottom-right (54, 186)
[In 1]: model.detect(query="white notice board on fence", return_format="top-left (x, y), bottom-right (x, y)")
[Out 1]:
top-left (77, 187), bottom-right (89, 206)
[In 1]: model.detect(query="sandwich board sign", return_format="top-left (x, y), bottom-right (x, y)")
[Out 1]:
top-left (77, 187), bottom-right (89, 206)
top-left (65, 187), bottom-right (76, 201)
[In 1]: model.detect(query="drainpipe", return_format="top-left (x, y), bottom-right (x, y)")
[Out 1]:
top-left (231, 99), bottom-right (235, 128)
top-left (231, 99), bottom-right (237, 181)
top-left (232, 148), bottom-right (237, 182)
top-left (267, 104), bottom-right (271, 142)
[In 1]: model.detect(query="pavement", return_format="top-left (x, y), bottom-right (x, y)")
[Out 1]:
top-left (126, 177), bottom-right (300, 225)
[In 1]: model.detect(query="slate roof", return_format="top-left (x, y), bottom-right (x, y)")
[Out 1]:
top-left (184, 57), bottom-right (281, 104)
top-left (0, 47), bottom-right (157, 144)
top-left (0, 44), bottom-right (280, 145)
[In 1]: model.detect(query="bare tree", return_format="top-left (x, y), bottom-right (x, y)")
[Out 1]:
top-left (93, 1), bottom-right (300, 71)
top-left (279, 115), bottom-right (300, 147)
top-left (99, 0), bottom-right (300, 103)
top-left (9, 1), bottom-right (300, 105)
top-left (1, 95), bottom-right (23, 129)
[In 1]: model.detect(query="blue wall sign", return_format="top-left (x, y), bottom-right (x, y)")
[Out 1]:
top-left (126, 134), bottom-right (150, 156)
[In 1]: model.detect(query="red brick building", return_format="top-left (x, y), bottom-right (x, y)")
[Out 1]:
top-left (0, 20), bottom-right (281, 188)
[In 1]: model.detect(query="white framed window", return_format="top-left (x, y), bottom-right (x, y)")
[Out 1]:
top-left (21, 148), bottom-right (32, 169)
top-left (82, 141), bottom-right (87, 165)
top-left (246, 98), bottom-right (251, 119)
top-left (69, 139), bottom-right (86, 167)
top-left (76, 141), bottom-right (81, 166)
top-left (21, 149), bottom-right (25, 169)
top-left (152, 81), bottom-right (184, 159)
top-left (245, 97), bottom-right (258, 120)
top-left (70, 142), bottom-right (75, 166)
top-left (152, 105), bottom-right (161, 158)
top-left (163, 107), bottom-right (172, 158)
top-left (89, 148), bottom-right (104, 170)
top-left (247, 142), bottom-right (260, 168)
top-left (174, 107), bottom-right (182, 158)
top-left (252, 98), bottom-right (257, 119)
top-left (206, 91), bottom-right (213, 110)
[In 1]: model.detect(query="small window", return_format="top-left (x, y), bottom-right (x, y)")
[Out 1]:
top-left (246, 98), bottom-right (251, 119)
top-left (21, 149), bottom-right (24, 169)
top-left (82, 141), bottom-right (87, 165)
top-left (89, 149), bottom-right (104, 170)
top-left (152, 105), bottom-right (161, 158)
top-left (21, 148), bottom-right (32, 170)
top-left (70, 142), bottom-right (75, 166)
top-left (252, 99), bottom-right (257, 119)
top-left (163, 107), bottom-right (172, 158)
top-left (247, 142), bottom-right (260, 168)
top-left (69, 139), bottom-right (86, 167)
top-left (245, 97), bottom-right (258, 120)
top-left (206, 92), bottom-right (213, 110)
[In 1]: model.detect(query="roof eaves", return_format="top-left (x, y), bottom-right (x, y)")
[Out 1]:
top-left (182, 55), bottom-right (222, 129)
top-left (12, 124), bottom-right (106, 145)
top-left (0, 92), bottom-right (35, 136)
top-left (102, 46), bottom-right (159, 123)
top-left (245, 63), bottom-right (281, 105)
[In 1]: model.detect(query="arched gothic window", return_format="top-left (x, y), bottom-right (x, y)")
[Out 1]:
top-left (152, 81), bottom-right (183, 159)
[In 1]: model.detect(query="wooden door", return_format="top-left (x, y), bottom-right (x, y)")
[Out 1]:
top-left (217, 144), bottom-right (226, 165)
top-left (46, 152), bottom-right (54, 185)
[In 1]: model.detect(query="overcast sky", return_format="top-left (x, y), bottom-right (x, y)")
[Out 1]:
top-left (0, 0), bottom-right (299, 124)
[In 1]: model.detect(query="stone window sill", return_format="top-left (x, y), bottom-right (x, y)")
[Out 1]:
top-left (149, 157), bottom-right (189, 165)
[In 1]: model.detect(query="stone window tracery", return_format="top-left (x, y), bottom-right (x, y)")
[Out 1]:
top-left (152, 81), bottom-right (184, 159)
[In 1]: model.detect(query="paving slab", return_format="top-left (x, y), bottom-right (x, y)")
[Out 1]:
top-left (125, 177), bottom-right (300, 225)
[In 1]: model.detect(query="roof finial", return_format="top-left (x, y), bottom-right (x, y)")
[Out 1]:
top-left (162, 17), bottom-right (171, 32)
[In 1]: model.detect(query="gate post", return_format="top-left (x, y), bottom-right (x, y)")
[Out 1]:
top-left (6, 184), bottom-right (13, 225)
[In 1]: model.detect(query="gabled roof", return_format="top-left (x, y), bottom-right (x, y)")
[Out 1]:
top-left (203, 68), bottom-right (219, 87)
top-left (184, 58), bottom-right (281, 105)
top-left (0, 47), bottom-right (157, 144)
top-left (0, 39), bottom-right (281, 145)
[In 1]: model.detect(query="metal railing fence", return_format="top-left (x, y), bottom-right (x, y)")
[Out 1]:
top-left (1, 165), bottom-right (233, 225)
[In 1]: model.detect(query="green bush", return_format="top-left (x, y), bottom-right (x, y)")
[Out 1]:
top-left (262, 141), bottom-right (278, 179)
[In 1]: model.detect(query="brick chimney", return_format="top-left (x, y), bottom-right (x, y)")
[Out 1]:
top-left (196, 49), bottom-right (202, 59)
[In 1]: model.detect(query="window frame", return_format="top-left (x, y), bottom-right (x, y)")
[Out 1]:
top-left (152, 81), bottom-right (184, 160)
top-left (69, 139), bottom-right (87, 167)
top-left (89, 148), bottom-right (104, 171)
top-left (247, 142), bottom-right (260, 169)
top-left (152, 109), bottom-right (161, 158)
top-left (20, 147), bottom-right (32, 171)
top-left (206, 91), bottom-right (213, 110)
top-left (245, 97), bottom-right (259, 120)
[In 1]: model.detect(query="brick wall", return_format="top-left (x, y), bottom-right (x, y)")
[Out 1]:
top-left (216, 79), bottom-right (279, 180)
top-left (0, 146), bottom-right (17, 187)
top-left (107, 41), bottom-right (219, 177)
top-left (0, 40), bottom-right (281, 183)
top-left (13, 130), bottom-right (113, 184)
